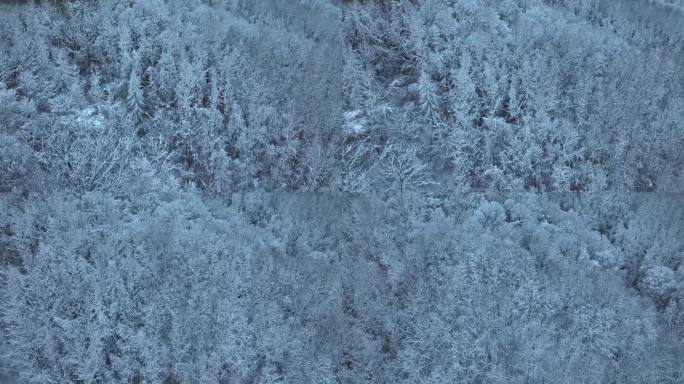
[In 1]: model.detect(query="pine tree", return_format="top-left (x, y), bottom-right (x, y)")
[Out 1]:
top-left (343, 48), bottom-right (372, 111)
top-left (127, 62), bottom-right (144, 124)
top-left (418, 69), bottom-right (439, 125)
top-left (450, 54), bottom-right (477, 127)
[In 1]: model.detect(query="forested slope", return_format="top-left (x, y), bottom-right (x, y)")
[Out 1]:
top-left (342, 0), bottom-right (684, 193)
top-left (0, 0), bottom-right (342, 194)
top-left (0, 1), bottom-right (683, 383)
top-left (2, 191), bottom-right (682, 383)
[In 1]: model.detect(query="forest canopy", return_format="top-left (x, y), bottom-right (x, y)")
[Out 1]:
top-left (0, 1), bottom-right (683, 383)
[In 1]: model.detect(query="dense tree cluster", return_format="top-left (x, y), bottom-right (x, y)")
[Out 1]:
top-left (0, 0), bottom-right (342, 194)
top-left (2, 191), bottom-right (682, 383)
top-left (342, 0), bottom-right (684, 192)
top-left (0, 0), bottom-right (682, 383)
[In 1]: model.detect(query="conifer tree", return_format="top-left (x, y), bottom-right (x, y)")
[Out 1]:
top-left (127, 61), bottom-right (144, 124)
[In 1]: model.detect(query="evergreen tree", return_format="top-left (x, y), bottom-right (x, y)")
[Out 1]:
top-left (418, 68), bottom-right (440, 125)
top-left (126, 61), bottom-right (144, 124)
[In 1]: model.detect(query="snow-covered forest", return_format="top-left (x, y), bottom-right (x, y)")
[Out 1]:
top-left (0, 1), bottom-right (682, 383)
